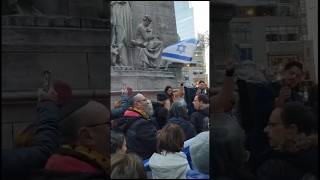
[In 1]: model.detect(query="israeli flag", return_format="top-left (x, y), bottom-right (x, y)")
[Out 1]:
top-left (161, 38), bottom-right (199, 64)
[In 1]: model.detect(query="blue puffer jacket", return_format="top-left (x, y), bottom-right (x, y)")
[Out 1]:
top-left (187, 169), bottom-right (209, 179)
top-left (2, 101), bottom-right (60, 178)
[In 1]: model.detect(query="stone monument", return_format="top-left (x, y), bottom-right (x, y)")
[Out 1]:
top-left (2, 0), bottom-right (109, 149)
top-left (110, 1), bottom-right (180, 102)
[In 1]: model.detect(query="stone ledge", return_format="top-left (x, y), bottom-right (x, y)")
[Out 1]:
top-left (2, 89), bottom-right (110, 103)
top-left (2, 15), bottom-right (109, 29)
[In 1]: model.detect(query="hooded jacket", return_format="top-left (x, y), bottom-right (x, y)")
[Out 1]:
top-left (149, 151), bottom-right (190, 179)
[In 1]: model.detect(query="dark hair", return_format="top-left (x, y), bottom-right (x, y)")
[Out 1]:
top-left (198, 80), bottom-right (205, 84)
top-left (111, 130), bottom-right (126, 154)
top-left (157, 93), bottom-right (169, 102)
top-left (164, 86), bottom-right (172, 94)
top-left (281, 102), bottom-right (317, 135)
top-left (284, 61), bottom-right (303, 71)
top-left (111, 153), bottom-right (147, 179)
top-left (157, 123), bottom-right (185, 153)
top-left (196, 94), bottom-right (209, 104)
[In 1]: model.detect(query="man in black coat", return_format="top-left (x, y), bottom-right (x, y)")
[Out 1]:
top-left (257, 102), bottom-right (318, 180)
top-left (151, 93), bottom-right (170, 130)
top-left (190, 94), bottom-right (209, 134)
top-left (115, 93), bottom-right (157, 160)
top-left (184, 80), bottom-right (208, 115)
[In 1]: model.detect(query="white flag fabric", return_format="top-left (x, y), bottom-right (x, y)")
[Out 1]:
top-left (161, 38), bottom-right (199, 64)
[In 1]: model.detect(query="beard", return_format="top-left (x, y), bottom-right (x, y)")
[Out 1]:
top-left (144, 101), bottom-right (154, 117)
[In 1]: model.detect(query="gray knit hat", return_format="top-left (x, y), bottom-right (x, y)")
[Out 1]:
top-left (189, 131), bottom-right (209, 174)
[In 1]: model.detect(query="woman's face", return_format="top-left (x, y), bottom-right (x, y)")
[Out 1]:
top-left (166, 88), bottom-right (173, 96)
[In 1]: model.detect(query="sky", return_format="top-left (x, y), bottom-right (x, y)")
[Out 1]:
top-left (190, 1), bottom-right (210, 80)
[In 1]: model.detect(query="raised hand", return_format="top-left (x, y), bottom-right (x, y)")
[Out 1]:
top-left (38, 84), bottom-right (58, 102)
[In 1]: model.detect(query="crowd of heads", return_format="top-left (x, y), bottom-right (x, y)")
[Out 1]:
top-left (6, 60), bottom-right (317, 179)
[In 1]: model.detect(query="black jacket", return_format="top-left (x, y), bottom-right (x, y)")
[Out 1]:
top-left (2, 101), bottom-right (60, 178)
top-left (115, 110), bottom-right (157, 160)
top-left (152, 102), bottom-right (168, 130)
top-left (167, 116), bottom-right (196, 140)
top-left (190, 107), bottom-right (209, 134)
top-left (257, 147), bottom-right (318, 180)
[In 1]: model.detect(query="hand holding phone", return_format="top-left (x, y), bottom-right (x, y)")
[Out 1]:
top-left (43, 70), bottom-right (51, 92)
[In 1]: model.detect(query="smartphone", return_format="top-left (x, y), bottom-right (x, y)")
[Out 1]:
top-left (43, 70), bottom-right (51, 92)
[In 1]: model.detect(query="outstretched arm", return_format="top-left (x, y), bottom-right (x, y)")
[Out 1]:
top-left (213, 61), bottom-right (235, 112)
top-left (2, 87), bottom-right (61, 176)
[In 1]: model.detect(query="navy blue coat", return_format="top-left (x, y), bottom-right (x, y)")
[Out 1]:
top-left (2, 101), bottom-right (60, 177)
top-left (115, 111), bottom-right (157, 160)
top-left (168, 117), bottom-right (196, 140)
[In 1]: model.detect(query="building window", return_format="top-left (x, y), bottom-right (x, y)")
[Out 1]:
top-left (231, 22), bottom-right (251, 42)
top-left (265, 25), bottom-right (299, 42)
top-left (266, 34), bottom-right (278, 41)
top-left (287, 33), bottom-right (297, 41)
top-left (240, 48), bottom-right (253, 61)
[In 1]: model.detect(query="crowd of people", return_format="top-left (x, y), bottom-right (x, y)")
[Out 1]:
top-left (212, 60), bottom-right (318, 180)
top-left (110, 78), bottom-right (210, 179)
top-left (1, 60), bottom-right (318, 180)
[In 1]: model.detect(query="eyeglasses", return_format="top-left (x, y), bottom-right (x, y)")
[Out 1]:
top-left (85, 121), bottom-right (110, 128)
top-left (136, 99), bottom-right (148, 102)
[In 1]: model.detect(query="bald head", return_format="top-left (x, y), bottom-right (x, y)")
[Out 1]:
top-left (59, 100), bottom-right (109, 144)
top-left (74, 101), bottom-right (109, 126)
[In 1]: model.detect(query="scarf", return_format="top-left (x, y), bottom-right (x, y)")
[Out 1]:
top-left (60, 144), bottom-right (109, 175)
top-left (127, 107), bottom-right (149, 120)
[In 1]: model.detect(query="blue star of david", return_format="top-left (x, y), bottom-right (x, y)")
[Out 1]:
top-left (176, 44), bottom-right (186, 54)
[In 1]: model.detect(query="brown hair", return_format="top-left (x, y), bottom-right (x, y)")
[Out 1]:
top-left (157, 123), bottom-right (185, 153)
top-left (111, 153), bottom-right (147, 179)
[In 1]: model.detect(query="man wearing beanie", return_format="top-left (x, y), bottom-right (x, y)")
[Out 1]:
top-left (187, 131), bottom-right (210, 179)
top-left (151, 93), bottom-right (170, 129)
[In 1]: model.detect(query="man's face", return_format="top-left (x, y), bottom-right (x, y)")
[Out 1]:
top-left (264, 108), bottom-right (295, 150)
top-left (84, 103), bottom-right (109, 157)
top-left (143, 19), bottom-right (151, 27)
top-left (193, 95), bottom-right (201, 110)
top-left (283, 66), bottom-right (303, 88)
top-left (135, 94), bottom-right (153, 116)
